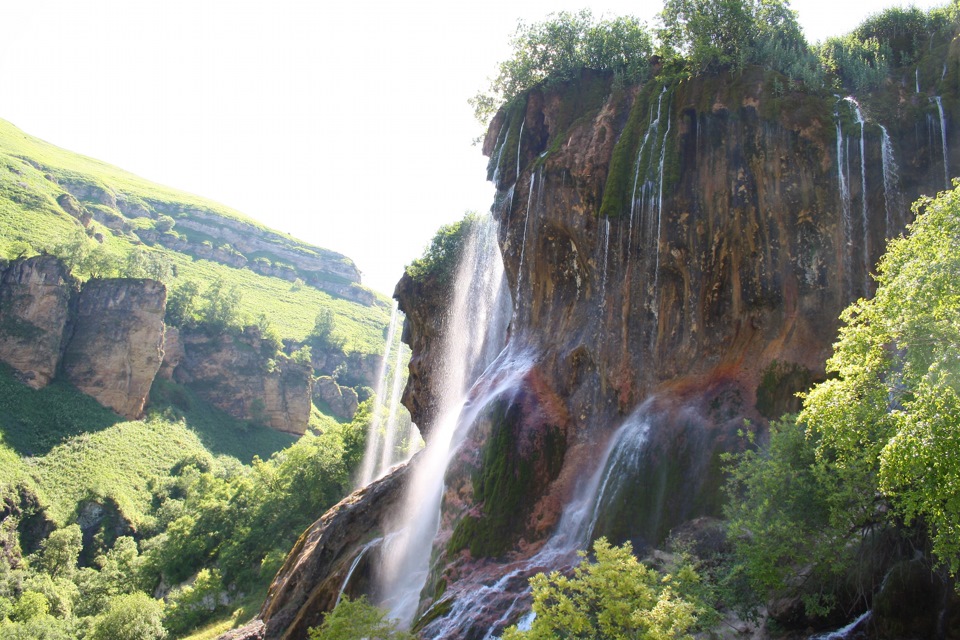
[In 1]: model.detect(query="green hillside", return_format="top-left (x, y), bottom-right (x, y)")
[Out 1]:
top-left (0, 118), bottom-right (390, 353)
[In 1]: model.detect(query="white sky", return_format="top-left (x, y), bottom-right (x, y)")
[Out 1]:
top-left (0, 0), bottom-right (944, 295)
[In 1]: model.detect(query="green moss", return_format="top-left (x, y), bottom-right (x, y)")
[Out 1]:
top-left (410, 597), bottom-right (453, 634)
top-left (755, 360), bottom-right (814, 420)
top-left (449, 399), bottom-right (565, 559)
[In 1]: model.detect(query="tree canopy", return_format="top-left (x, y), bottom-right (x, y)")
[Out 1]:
top-left (724, 183), bottom-right (960, 616)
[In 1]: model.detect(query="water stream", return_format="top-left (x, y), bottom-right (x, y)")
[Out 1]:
top-left (375, 214), bottom-right (512, 627)
top-left (835, 102), bottom-right (853, 300)
top-left (878, 124), bottom-right (902, 239)
top-left (934, 96), bottom-right (949, 188)
top-left (844, 97), bottom-right (870, 296)
top-left (357, 305), bottom-right (403, 488)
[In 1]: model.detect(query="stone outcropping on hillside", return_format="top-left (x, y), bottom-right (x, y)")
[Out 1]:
top-left (0, 256), bottom-right (74, 389)
top-left (173, 326), bottom-right (313, 434)
top-left (253, 47), bottom-right (960, 637)
top-left (0, 257), bottom-right (317, 432)
top-left (61, 278), bottom-right (167, 419)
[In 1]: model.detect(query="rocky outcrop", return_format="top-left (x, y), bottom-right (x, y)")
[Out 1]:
top-left (0, 256), bottom-right (74, 388)
top-left (251, 461), bottom-right (413, 640)
top-left (61, 278), bottom-right (167, 419)
top-left (313, 376), bottom-right (359, 420)
top-left (174, 326), bottom-right (312, 434)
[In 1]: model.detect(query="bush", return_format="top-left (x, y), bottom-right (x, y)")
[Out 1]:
top-left (308, 596), bottom-right (414, 640)
top-left (405, 213), bottom-right (478, 285)
top-left (92, 592), bottom-right (166, 640)
top-left (503, 538), bottom-right (715, 639)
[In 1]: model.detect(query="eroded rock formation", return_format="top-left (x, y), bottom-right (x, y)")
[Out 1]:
top-left (0, 256), bottom-right (74, 389)
top-left (174, 326), bottom-right (313, 434)
top-left (61, 278), bottom-right (167, 419)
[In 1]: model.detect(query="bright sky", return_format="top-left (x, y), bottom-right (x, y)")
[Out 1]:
top-left (0, 0), bottom-right (944, 295)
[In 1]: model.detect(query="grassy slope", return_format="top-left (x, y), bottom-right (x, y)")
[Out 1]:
top-left (0, 118), bottom-right (390, 353)
top-left (0, 364), bottom-right (297, 529)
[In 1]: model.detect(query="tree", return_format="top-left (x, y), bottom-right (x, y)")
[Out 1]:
top-left (724, 183), bottom-right (960, 618)
top-left (502, 538), bottom-right (714, 640)
top-left (165, 280), bottom-right (200, 327)
top-left (198, 278), bottom-right (243, 333)
top-left (91, 592), bottom-right (166, 640)
top-left (308, 308), bottom-right (345, 351)
top-left (801, 183), bottom-right (960, 575)
top-left (471, 11), bottom-right (653, 123)
top-left (657, 0), bottom-right (812, 80)
top-left (308, 596), bottom-right (414, 640)
top-left (35, 525), bottom-right (81, 580)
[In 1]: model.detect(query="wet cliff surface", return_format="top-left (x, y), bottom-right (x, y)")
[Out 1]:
top-left (235, 48), bottom-right (960, 640)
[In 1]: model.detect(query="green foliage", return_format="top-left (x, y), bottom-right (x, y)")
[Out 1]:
top-left (307, 309), bottom-right (346, 352)
top-left (165, 280), bottom-right (201, 328)
top-left (198, 277), bottom-right (243, 334)
top-left (91, 592), bottom-right (166, 640)
top-left (308, 596), bottom-right (414, 640)
top-left (35, 525), bottom-right (81, 580)
top-left (657, 0), bottom-right (813, 81)
top-left (724, 183), bottom-right (960, 618)
top-left (164, 568), bottom-right (222, 635)
top-left (802, 183), bottom-right (960, 575)
top-left (471, 11), bottom-right (653, 123)
top-left (502, 538), bottom-right (715, 639)
top-left (405, 213), bottom-right (478, 285)
top-left (817, 34), bottom-right (890, 92)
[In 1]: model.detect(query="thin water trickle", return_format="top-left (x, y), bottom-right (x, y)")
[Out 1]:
top-left (653, 109), bottom-right (672, 308)
top-left (516, 117), bottom-right (526, 182)
top-left (599, 217), bottom-right (611, 310)
top-left (934, 96), bottom-right (949, 188)
top-left (357, 306), bottom-right (402, 488)
top-left (879, 125), bottom-right (902, 239)
top-left (515, 168), bottom-right (539, 309)
top-left (916, 67), bottom-right (921, 94)
top-left (335, 536), bottom-right (384, 606)
top-left (378, 341), bottom-right (413, 474)
top-left (809, 610), bottom-right (872, 640)
top-left (844, 97), bottom-right (870, 297)
top-left (375, 214), bottom-right (512, 627)
top-left (491, 120), bottom-right (511, 185)
top-left (835, 103), bottom-right (854, 301)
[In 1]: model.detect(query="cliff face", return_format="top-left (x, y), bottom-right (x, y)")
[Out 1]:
top-left (389, 66), bottom-right (959, 636)
top-left (174, 326), bottom-right (313, 434)
top-left (61, 278), bottom-right (167, 419)
top-left (0, 256), bottom-right (74, 389)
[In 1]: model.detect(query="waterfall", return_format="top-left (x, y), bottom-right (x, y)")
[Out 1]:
top-left (446, 403), bottom-right (656, 639)
top-left (375, 214), bottom-right (513, 627)
top-left (357, 305), bottom-right (403, 488)
top-left (916, 67), bottom-right (921, 94)
top-left (515, 167), bottom-right (540, 309)
top-left (599, 217), bottom-right (611, 310)
top-left (878, 125), bottom-right (902, 239)
top-left (934, 96), bottom-right (950, 188)
top-left (335, 536), bottom-right (384, 606)
top-left (516, 117), bottom-right (526, 181)
top-left (491, 120), bottom-right (511, 185)
top-left (835, 104), bottom-right (853, 301)
top-left (809, 611), bottom-right (872, 639)
top-left (628, 88), bottom-right (667, 265)
top-left (378, 341), bottom-right (414, 474)
top-left (845, 97), bottom-right (870, 296)
top-left (653, 109), bottom-right (672, 304)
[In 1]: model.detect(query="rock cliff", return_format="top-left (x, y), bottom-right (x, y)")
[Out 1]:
top-left (61, 278), bottom-right (167, 419)
top-left (174, 326), bottom-right (313, 434)
top-left (252, 50), bottom-right (960, 637)
top-left (0, 256), bottom-right (74, 389)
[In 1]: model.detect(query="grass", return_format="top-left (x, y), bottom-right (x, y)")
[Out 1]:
top-left (0, 365), bottom-right (299, 530)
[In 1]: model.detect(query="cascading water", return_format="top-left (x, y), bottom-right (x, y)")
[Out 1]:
top-left (934, 96), bottom-right (950, 188)
top-left (599, 217), bottom-right (611, 310)
top-left (515, 167), bottom-right (541, 309)
top-left (835, 102), bottom-right (854, 300)
top-left (878, 125), bottom-right (902, 239)
top-left (844, 97), bottom-right (870, 296)
top-left (357, 305), bottom-right (403, 488)
top-left (437, 403), bottom-right (657, 639)
top-left (628, 88), bottom-right (667, 265)
top-left (653, 109), bottom-right (672, 304)
top-left (375, 214), bottom-right (513, 627)
top-left (377, 341), bottom-right (416, 474)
